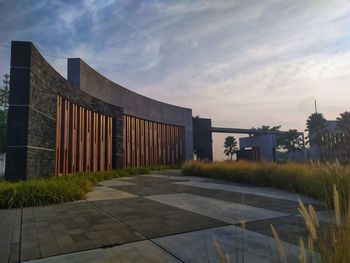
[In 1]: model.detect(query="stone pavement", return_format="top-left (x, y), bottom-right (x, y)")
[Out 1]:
top-left (0, 170), bottom-right (328, 262)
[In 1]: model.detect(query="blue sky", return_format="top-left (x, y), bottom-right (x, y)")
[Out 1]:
top-left (1, 0), bottom-right (350, 159)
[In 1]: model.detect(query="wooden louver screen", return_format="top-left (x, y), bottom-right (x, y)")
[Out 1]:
top-left (123, 114), bottom-right (185, 167)
top-left (55, 96), bottom-right (113, 175)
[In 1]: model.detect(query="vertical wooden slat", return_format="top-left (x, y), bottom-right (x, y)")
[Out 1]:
top-left (171, 126), bottom-right (175, 164)
top-left (123, 115), bottom-right (126, 168)
top-left (63, 100), bottom-right (70, 174)
top-left (167, 125), bottom-right (171, 164)
top-left (153, 122), bottom-right (156, 165)
top-left (55, 96), bottom-right (62, 175)
top-left (71, 104), bottom-right (77, 174)
top-left (55, 96), bottom-right (115, 175)
top-left (78, 107), bottom-right (85, 172)
top-left (162, 124), bottom-right (165, 165)
top-left (158, 123), bottom-right (161, 163)
top-left (148, 121), bottom-right (154, 165)
top-left (135, 118), bottom-right (139, 167)
top-left (86, 110), bottom-right (91, 172)
top-left (179, 127), bottom-right (183, 161)
top-left (99, 114), bottom-right (105, 171)
top-left (127, 116), bottom-right (131, 167)
top-left (92, 112), bottom-right (98, 172)
top-left (108, 117), bottom-right (113, 170)
top-left (140, 119), bottom-right (144, 166)
top-left (131, 116), bottom-right (135, 167)
top-left (175, 126), bottom-right (179, 163)
top-left (145, 120), bottom-right (149, 166)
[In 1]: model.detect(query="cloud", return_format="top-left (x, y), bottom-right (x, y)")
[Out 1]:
top-left (0, 0), bottom-right (349, 160)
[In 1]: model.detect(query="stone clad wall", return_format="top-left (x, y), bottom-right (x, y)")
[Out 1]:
top-left (5, 41), bottom-right (123, 180)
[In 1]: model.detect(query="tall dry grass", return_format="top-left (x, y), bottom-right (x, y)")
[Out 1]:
top-left (271, 186), bottom-right (350, 263)
top-left (187, 161), bottom-right (350, 262)
top-left (182, 161), bottom-right (350, 209)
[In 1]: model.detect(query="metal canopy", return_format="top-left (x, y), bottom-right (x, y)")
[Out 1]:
top-left (211, 127), bottom-right (289, 135)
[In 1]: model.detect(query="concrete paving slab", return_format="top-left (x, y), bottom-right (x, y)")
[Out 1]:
top-left (0, 209), bottom-right (21, 263)
top-left (150, 169), bottom-right (183, 175)
top-left (243, 214), bottom-right (331, 250)
top-left (174, 181), bottom-right (321, 204)
top-left (153, 225), bottom-right (319, 263)
top-left (98, 179), bottom-right (136, 187)
top-left (24, 240), bottom-right (180, 263)
top-left (86, 186), bottom-right (136, 201)
top-left (21, 201), bottom-right (142, 261)
top-left (142, 173), bottom-right (211, 182)
top-left (92, 198), bottom-right (227, 238)
top-left (118, 177), bottom-right (135, 180)
top-left (304, 210), bottom-right (336, 224)
top-left (146, 193), bottom-right (288, 224)
top-left (114, 175), bottom-right (322, 214)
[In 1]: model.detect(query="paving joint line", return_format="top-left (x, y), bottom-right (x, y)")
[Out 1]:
top-left (232, 214), bottom-right (297, 227)
top-left (17, 208), bottom-right (23, 263)
top-left (87, 200), bottom-right (186, 263)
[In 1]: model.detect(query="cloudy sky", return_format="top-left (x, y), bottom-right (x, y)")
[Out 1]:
top-left (0, 0), bottom-right (349, 159)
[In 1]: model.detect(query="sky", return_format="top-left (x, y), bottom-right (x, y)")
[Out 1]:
top-left (0, 0), bottom-right (350, 160)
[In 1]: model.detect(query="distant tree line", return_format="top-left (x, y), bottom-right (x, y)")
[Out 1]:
top-left (0, 74), bottom-right (9, 153)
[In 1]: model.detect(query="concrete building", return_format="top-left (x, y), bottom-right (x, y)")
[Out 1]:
top-left (238, 134), bottom-right (277, 162)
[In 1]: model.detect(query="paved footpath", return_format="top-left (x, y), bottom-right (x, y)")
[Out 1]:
top-left (0, 170), bottom-right (331, 263)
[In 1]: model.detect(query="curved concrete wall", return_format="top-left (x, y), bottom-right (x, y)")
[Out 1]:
top-left (67, 59), bottom-right (193, 160)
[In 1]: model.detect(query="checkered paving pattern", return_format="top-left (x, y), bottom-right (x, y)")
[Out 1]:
top-left (0, 171), bottom-right (328, 262)
top-left (20, 201), bottom-right (142, 261)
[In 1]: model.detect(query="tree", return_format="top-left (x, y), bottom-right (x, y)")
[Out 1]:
top-left (223, 136), bottom-right (238, 160)
top-left (279, 129), bottom-right (304, 160)
top-left (250, 125), bottom-right (281, 136)
top-left (305, 113), bottom-right (327, 146)
top-left (0, 74), bottom-right (9, 108)
top-left (336, 111), bottom-right (350, 132)
top-left (0, 74), bottom-right (9, 153)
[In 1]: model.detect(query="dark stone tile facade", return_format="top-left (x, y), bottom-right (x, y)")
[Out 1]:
top-left (5, 41), bottom-right (124, 180)
top-left (192, 117), bottom-right (213, 161)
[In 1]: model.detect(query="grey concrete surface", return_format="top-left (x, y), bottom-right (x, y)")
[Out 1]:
top-left (86, 186), bottom-right (136, 201)
top-left (146, 193), bottom-right (288, 224)
top-left (153, 225), bottom-right (316, 263)
top-left (0, 209), bottom-right (21, 263)
top-left (142, 173), bottom-right (212, 182)
top-left (25, 240), bottom-right (180, 263)
top-left (174, 181), bottom-right (322, 204)
top-left (1, 172), bottom-right (327, 262)
top-left (98, 179), bottom-right (136, 187)
top-left (308, 210), bottom-right (336, 224)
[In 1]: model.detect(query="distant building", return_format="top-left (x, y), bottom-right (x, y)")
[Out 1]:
top-left (237, 134), bottom-right (277, 162)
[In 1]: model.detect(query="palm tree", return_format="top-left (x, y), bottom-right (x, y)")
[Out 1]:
top-left (224, 136), bottom-right (238, 160)
top-left (305, 113), bottom-right (327, 146)
top-left (336, 111), bottom-right (350, 132)
top-left (280, 129), bottom-right (304, 160)
top-left (336, 111), bottom-right (350, 150)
